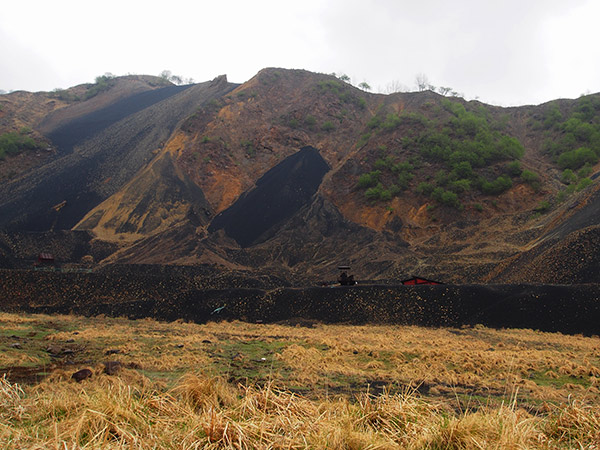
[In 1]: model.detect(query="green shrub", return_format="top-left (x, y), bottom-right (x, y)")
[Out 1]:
top-left (84, 73), bottom-right (116, 100)
top-left (0, 132), bottom-right (40, 159)
top-left (392, 161), bottom-right (414, 173)
top-left (317, 80), bottom-right (343, 94)
top-left (441, 98), bottom-right (467, 117)
top-left (506, 160), bottom-right (522, 177)
top-left (50, 88), bottom-right (80, 102)
top-left (578, 163), bottom-right (593, 178)
top-left (557, 147), bottom-right (597, 170)
top-left (357, 171), bottom-right (381, 189)
top-left (434, 170), bottom-right (449, 186)
top-left (240, 139), bottom-right (255, 157)
top-left (367, 115), bottom-right (382, 129)
top-left (452, 161), bottom-right (474, 179)
top-left (379, 189), bottom-right (392, 201)
top-left (356, 132), bottom-right (371, 148)
top-left (374, 156), bottom-right (395, 170)
top-left (416, 182), bottom-right (434, 195)
top-left (495, 135), bottom-right (525, 160)
top-left (396, 172), bottom-right (414, 190)
top-left (561, 169), bottom-right (577, 184)
top-left (304, 115), bottom-right (316, 128)
top-left (543, 104), bottom-right (563, 129)
top-left (450, 113), bottom-right (485, 137)
top-left (556, 190), bottom-right (568, 203)
top-left (576, 178), bottom-right (593, 191)
top-left (535, 200), bottom-right (551, 213)
top-left (481, 175), bottom-right (513, 195)
top-left (432, 187), bottom-right (461, 208)
top-left (381, 113), bottom-right (402, 131)
top-left (474, 203), bottom-right (484, 212)
top-left (449, 179), bottom-right (471, 194)
top-left (316, 80), bottom-right (365, 109)
top-left (365, 183), bottom-right (391, 201)
top-left (321, 121), bottom-right (335, 132)
top-left (400, 112), bottom-right (430, 127)
top-left (521, 169), bottom-right (541, 190)
top-left (388, 185), bottom-right (401, 197)
top-left (574, 96), bottom-right (600, 121)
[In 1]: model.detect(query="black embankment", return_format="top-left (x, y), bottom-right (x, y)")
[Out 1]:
top-left (0, 79), bottom-right (236, 232)
top-left (46, 85), bottom-right (190, 155)
top-left (208, 146), bottom-right (330, 247)
top-left (1, 268), bottom-right (599, 335)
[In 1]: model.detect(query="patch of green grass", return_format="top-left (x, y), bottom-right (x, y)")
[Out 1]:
top-left (139, 369), bottom-right (187, 387)
top-left (208, 340), bottom-right (291, 382)
top-left (530, 371), bottom-right (591, 389)
top-left (402, 351), bottom-right (421, 362)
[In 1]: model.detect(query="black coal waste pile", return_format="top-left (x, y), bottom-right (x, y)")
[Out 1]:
top-left (47, 85), bottom-right (190, 154)
top-left (209, 146), bottom-right (330, 247)
top-left (2, 269), bottom-right (599, 335)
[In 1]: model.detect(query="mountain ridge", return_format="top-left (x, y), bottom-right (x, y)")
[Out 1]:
top-left (0, 68), bottom-right (598, 284)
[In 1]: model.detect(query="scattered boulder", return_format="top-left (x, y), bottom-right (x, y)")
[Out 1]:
top-left (46, 344), bottom-right (62, 355)
top-left (71, 368), bottom-right (93, 382)
top-left (10, 343), bottom-right (22, 349)
top-left (103, 361), bottom-right (122, 375)
top-left (105, 349), bottom-right (121, 355)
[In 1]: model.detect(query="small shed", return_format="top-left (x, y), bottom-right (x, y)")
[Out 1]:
top-left (35, 253), bottom-right (55, 266)
top-left (401, 276), bottom-right (442, 285)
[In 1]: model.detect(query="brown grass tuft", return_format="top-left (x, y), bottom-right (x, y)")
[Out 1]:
top-left (2, 312), bottom-right (600, 448)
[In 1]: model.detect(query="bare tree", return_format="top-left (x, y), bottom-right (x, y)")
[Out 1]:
top-left (383, 80), bottom-right (408, 94)
top-left (159, 70), bottom-right (172, 81)
top-left (415, 73), bottom-right (429, 91)
top-left (438, 86), bottom-right (452, 96)
top-left (159, 70), bottom-right (187, 86)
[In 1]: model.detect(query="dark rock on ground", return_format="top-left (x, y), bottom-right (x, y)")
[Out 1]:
top-left (71, 368), bottom-right (93, 382)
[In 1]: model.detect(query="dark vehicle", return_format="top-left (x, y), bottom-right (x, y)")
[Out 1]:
top-left (338, 266), bottom-right (356, 286)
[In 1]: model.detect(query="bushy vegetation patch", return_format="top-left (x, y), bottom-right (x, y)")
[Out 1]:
top-left (83, 73), bottom-right (117, 100)
top-left (315, 79), bottom-right (366, 110)
top-left (356, 99), bottom-right (528, 208)
top-left (539, 96), bottom-right (600, 170)
top-left (0, 130), bottom-right (42, 160)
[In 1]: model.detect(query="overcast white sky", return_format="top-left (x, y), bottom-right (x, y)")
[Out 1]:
top-left (1, 0), bottom-right (599, 106)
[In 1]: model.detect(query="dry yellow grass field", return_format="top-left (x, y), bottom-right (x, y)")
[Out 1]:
top-left (1, 312), bottom-right (599, 448)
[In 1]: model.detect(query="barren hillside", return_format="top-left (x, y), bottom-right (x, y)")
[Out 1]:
top-left (0, 69), bottom-right (598, 283)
